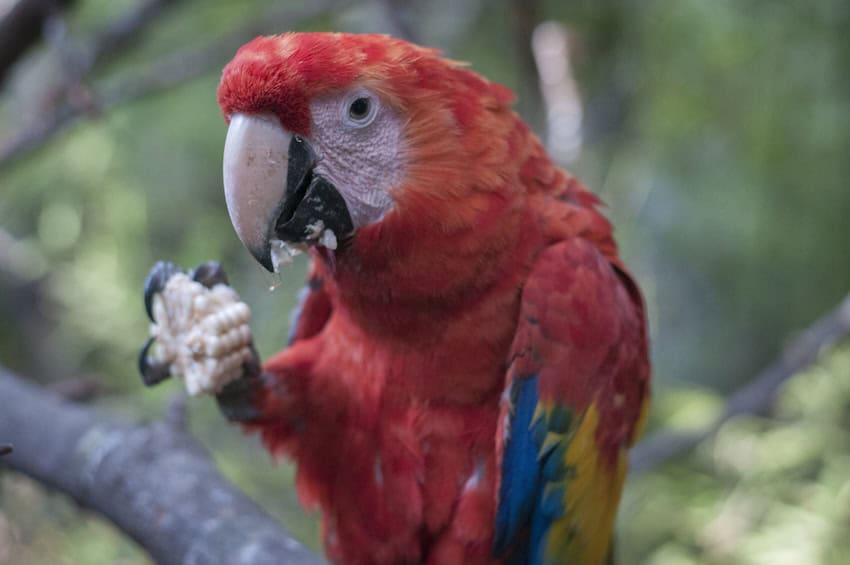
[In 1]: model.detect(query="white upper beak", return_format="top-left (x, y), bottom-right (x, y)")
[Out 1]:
top-left (222, 113), bottom-right (292, 266)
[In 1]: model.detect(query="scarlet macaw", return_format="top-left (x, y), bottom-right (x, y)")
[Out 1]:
top-left (140, 32), bottom-right (650, 564)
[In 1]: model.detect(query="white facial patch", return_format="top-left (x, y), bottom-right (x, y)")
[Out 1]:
top-left (308, 90), bottom-right (406, 228)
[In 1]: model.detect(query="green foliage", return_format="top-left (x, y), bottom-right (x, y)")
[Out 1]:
top-left (0, 474), bottom-right (151, 564)
top-left (612, 0), bottom-right (850, 390)
top-left (621, 345), bottom-right (850, 564)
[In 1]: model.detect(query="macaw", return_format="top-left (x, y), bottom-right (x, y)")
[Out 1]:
top-left (140, 32), bottom-right (650, 564)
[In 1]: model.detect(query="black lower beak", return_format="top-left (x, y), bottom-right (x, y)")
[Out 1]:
top-left (274, 173), bottom-right (354, 246)
top-left (252, 136), bottom-right (354, 272)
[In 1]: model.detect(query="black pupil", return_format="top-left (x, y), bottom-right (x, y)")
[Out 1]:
top-left (350, 97), bottom-right (370, 119)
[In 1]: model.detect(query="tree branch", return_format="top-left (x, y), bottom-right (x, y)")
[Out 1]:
top-left (0, 367), bottom-right (324, 565)
top-left (0, 0), bottom-right (351, 171)
top-left (45, 0), bottom-right (179, 89)
top-left (0, 0), bottom-right (181, 170)
top-left (0, 0), bottom-right (77, 85)
top-left (375, 0), bottom-right (418, 43)
top-left (630, 292), bottom-right (850, 475)
top-left (84, 0), bottom-right (177, 70)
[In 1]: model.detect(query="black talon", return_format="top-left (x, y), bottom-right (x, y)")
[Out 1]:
top-left (138, 337), bottom-right (171, 386)
top-left (191, 261), bottom-right (229, 288)
top-left (144, 261), bottom-right (183, 321)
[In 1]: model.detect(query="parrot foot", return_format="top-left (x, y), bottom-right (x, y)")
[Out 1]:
top-left (144, 261), bottom-right (183, 322)
top-left (139, 261), bottom-right (258, 396)
top-left (189, 260), bottom-right (230, 288)
top-left (138, 336), bottom-right (172, 386)
top-left (215, 371), bottom-right (264, 422)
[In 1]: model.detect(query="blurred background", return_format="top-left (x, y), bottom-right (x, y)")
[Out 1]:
top-left (1, 0), bottom-right (849, 563)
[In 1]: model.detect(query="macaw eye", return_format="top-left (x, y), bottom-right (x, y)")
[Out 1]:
top-left (349, 98), bottom-right (370, 120)
top-left (342, 91), bottom-right (378, 128)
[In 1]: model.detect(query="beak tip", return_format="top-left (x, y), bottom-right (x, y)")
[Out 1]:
top-left (251, 245), bottom-right (274, 273)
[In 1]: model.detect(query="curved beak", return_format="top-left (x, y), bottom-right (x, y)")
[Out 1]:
top-left (223, 113), bottom-right (354, 272)
top-left (223, 113), bottom-right (292, 270)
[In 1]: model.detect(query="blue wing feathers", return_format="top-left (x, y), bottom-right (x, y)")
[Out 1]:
top-left (495, 375), bottom-right (575, 564)
top-left (494, 375), bottom-right (544, 556)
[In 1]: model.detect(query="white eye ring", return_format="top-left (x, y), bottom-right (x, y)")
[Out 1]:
top-left (342, 90), bottom-right (379, 128)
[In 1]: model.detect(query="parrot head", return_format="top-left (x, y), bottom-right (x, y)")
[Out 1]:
top-left (217, 32), bottom-right (519, 274)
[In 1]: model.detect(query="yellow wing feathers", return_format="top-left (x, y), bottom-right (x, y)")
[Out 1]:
top-left (543, 404), bottom-right (627, 564)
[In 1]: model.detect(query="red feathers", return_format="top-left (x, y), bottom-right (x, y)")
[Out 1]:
top-left (218, 33), bottom-right (512, 136)
top-left (218, 34), bottom-right (358, 134)
top-left (509, 239), bottom-right (649, 464)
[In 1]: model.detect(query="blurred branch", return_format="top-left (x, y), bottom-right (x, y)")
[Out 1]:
top-left (375, 0), bottom-right (418, 42)
top-left (0, 444), bottom-right (12, 456)
top-left (532, 21), bottom-right (583, 165)
top-left (165, 392), bottom-right (188, 431)
top-left (45, 0), bottom-right (180, 88)
top-left (0, 0), bottom-right (182, 169)
top-left (47, 376), bottom-right (101, 401)
top-left (82, 0), bottom-right (178, 70)
top-left (0, 0), bottom-right (351, 172)
top-left (0, 367), bottom-right (324, 565)
top-left (631, 292), bottom-right (850, 475)
top-left (0, 0), bottom-right (77, 85)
